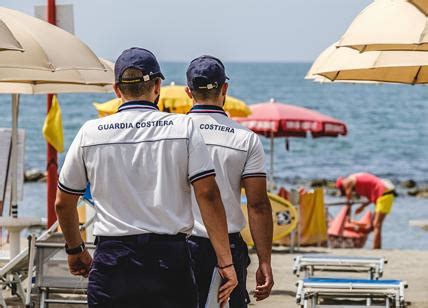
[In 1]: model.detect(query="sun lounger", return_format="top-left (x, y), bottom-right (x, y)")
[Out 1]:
top-left (293, 255), bottom-right (387, 279)
top-left (30, 240), bottom-right (95, 307)
top-left (22, 215), bottom-right (95, 307)
top-left (0, 221), bottom-right (58, 307)
top-left (296, 277), bottom-right (407, 308)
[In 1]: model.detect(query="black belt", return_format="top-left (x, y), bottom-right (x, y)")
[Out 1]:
top-left (96, 233), bottom-right (187, 244)
top-left (382, 189), bottom-right (398, 197)
top-left (228, 232), bottom-right (242, 241)
top-left (190, 232), bottom-right (242, 242)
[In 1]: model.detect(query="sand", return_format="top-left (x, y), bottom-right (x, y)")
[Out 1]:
top-left (2, 247), bottom-right (428, 307)
top-left (246, 247), bottom-right (428, 307)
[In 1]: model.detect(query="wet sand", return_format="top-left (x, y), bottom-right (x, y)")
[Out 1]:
top-left (247, 247), bottom-right (428, 307)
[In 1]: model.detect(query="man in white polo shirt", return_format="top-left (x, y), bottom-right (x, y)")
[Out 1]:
top-left (54, 48), bottom-right (237, 308)
top-left (185, 55), bottom-right (274, 307)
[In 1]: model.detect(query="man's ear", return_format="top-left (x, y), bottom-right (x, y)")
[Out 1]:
top-left (113, 84), bottom-right (122, 99)
top-left (154, 78), bottom-right (162, 95)
top-left (185, 86), bottom-right (193, 99)
top-left (221, 82), bottom-right (228, 96)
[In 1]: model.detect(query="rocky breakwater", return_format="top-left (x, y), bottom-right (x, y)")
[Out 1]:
top-left (402, 180), bottom-right (428, 199)
top-left (305, 178), bottom-right (428, 199)
top-left (24, 169), bottom-right (47, 182)
top-left (24, 168), bottom-right (428, 199)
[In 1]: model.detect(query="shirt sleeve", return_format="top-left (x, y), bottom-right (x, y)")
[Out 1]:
top-left (187, 119), bottom-right (216, 183)
top-left (242, 133), bottom-right (267, 179)
top-left (58, 126), bottom-right (88, 195)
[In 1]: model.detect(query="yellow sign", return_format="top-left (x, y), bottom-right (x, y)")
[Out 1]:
top-left (241, 192), bottom-right (298, 246)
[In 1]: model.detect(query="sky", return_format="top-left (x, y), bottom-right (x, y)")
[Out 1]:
top-left (2, 0), bottom-right (372, 62)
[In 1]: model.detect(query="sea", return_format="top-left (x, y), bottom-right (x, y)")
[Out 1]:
top-left (0, 63), bottom-right (427, 250)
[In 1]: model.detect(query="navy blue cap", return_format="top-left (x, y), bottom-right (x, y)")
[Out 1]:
top-left (114, 47), bottom-right (165, 84)
top-left (186, 55), bottom-right (229, 90)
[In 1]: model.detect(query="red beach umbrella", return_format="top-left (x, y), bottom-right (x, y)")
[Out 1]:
top-left (235, 99), bottom-right (347, 183)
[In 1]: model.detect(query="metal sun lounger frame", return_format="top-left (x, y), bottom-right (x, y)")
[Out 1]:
top-left (30, 240), bottom-right (96, 307)
top-left (27, 215), bottom-right (95, 307)
top-left (0, 212), bottom-right (94, 307)
top-left (0, 221), bottom-right (59, 308)
top-left (296, 278), bottom-right (407, 308)
top-left (293, 255), bottom-right (387, 280)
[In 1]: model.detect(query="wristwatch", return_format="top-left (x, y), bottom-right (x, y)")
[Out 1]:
top-left (65, 242), bottom-right (86, 255)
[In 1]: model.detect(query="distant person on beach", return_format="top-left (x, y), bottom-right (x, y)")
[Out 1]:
top-left (55, 48), bottom-right (237, 308)
top-left (185, 55), bottom-right (274, 307)
top-left (336, 172), bottom-right (396, 249)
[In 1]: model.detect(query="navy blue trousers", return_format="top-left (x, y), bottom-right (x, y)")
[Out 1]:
top-left (187, 233), bottom-right (251, 308)
top-left (88, 234), bottom-right (198, 308)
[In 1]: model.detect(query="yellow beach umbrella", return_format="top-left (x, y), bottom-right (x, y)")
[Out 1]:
top-left (158, 84), bottom-right (192, 113)
top-left (93, 97), bottom-right (120, 117)
top-left (93, 83), bottom-right (251, 117)
top-left (337, 0), bottom-right (428, 52)
top-left (223, 96), bottom-right (251, 117)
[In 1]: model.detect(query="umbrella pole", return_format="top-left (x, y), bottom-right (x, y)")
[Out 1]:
top-left (269, 133), bottom-right (274, 187)
top-left (10, 94), bottom-right (20, 218)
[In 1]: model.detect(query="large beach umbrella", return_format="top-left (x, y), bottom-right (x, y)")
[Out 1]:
top-left (0, 19), bottom-right (22, 51)
top-left (409, 0), bottom-right (428, 15)
top-left (306, 43), bottom-right (337, 81)
top-left (93, 83), bottom-right (251, 117)
top-left (0, 58), bottom-right (113, 94)
top-left (337, 0), bottom-right (428, 51)
top-left (308, 44), bottom-right (428, 84)
top-left (306, 43), bottom-right (380, 84)
top-left (0, 7), bottom-right (108, 77)
top-left (235, 99), bottom-right (347, 183)
top-left (0, 6), bottom-right (114, 257)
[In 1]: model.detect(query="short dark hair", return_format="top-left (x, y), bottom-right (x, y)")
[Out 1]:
top-left (118, 68), bottom-right (158, 98)
top-left (190, 85), bottom-right (223, 101)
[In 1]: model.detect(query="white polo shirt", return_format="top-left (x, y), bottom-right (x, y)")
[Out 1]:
top-left (58, 101), bottom-right (215, 236)
top-left (188, 105), bottom-right (267, 238)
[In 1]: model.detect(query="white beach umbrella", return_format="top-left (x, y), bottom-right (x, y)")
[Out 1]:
top-left (0, 7), bottom-right (108, 77)
top-left (409, 0), bottom-right (428, 15)
top-left (0, 7), bottom-right (113, 256)
top-left (0, 19), bottom-right (22, 51)
top-left (0, 58), bottom-right (114, 94)
top-left (306, 43), bottom-right (380, 84)
top-left (308, 44), bottom-right (428, 84)
top-left (337, 0), bottom-right (428, 52)
top-left (305, 44), bottom-right (337, 80)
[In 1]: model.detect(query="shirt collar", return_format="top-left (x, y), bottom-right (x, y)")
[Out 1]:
top-left (188, 104), bottom-right (228, 117)
top-left (117, 100), bottom-right (159, 113)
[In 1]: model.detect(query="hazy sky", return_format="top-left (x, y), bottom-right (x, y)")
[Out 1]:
top-left (3, 0), bottom-right (371, 62)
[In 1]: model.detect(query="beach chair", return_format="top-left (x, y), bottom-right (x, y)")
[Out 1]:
top-left (0, 221), bottom-right (59, 307)
top-left (29, 240), bottom-right (95, 307)
top-left (295, 277), bottom-right (407, 308)
top-left (328, 206), bottom-right (373, 249)
top-left (27, 215), bottom-right (95, 307)
top-left (293, 255), bottom-right (387, 279)
top-left (0, 246), bottom-right (29, 307)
